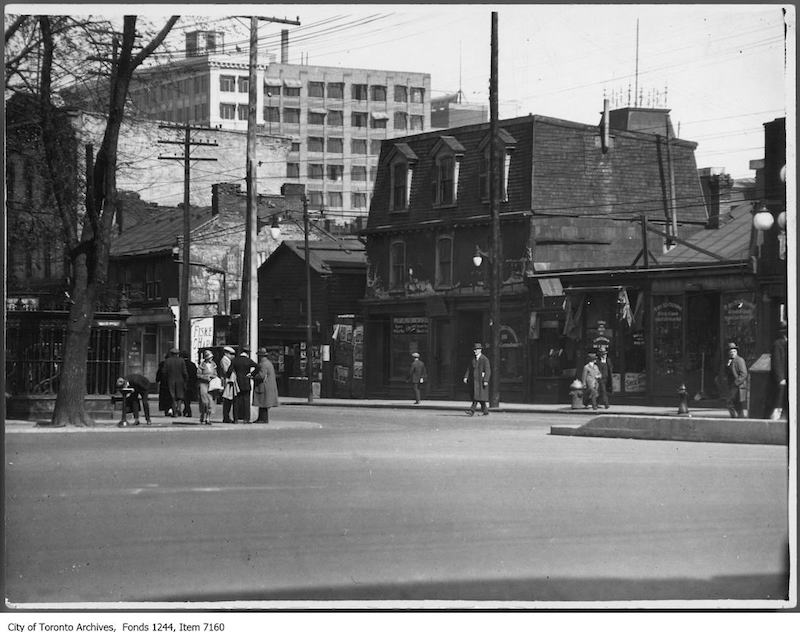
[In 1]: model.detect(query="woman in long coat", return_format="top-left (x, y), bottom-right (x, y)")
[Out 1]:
top-left (252, 348), bottom-right (279, 423)
top-left (155, 353), bottom-right (173, 416)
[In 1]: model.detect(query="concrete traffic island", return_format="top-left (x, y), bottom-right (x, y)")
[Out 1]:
top-left (550, 414), bottom-right (789, 445)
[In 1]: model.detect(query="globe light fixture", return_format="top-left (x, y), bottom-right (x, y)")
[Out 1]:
top-left (752, 205), bottom-right (774, 232)
top-left (777, 211), bottom-right (787, 230)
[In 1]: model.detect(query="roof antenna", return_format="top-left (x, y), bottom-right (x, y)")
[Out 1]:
top-left (634, 18), bottom-right (640, 107)
top-left (458, 41), bottom-right (463, 103)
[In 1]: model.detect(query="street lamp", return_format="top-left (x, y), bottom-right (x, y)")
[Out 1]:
top-left (264, 195), bottom-right (315, 403)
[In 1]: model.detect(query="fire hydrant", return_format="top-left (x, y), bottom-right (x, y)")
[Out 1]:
top-left (677, 383), bottom-right (691, 416)
top-left (569, 379), bottom-right (584, 409)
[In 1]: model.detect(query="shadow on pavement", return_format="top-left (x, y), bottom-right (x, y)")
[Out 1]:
top-left (158, 573), bottom-right (789, 604)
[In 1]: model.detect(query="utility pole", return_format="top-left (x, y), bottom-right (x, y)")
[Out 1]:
top-left (303, 194), bottom-right (314, 403)
top-left (488, 11), bottom-right (501, 409)
top-left (241, 14), bottom-right (301, 359)
top-left (158, 123), bottom-right (218, 352)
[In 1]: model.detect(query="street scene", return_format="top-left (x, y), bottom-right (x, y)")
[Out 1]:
top-left (3, 2), bottom-right (795, 618)
top-left (5, 404), bottom-right (790, 604)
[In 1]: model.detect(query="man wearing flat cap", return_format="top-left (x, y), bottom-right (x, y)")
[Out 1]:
top-left (408, 352), bottom-right (428, 405)
top-left (463, 343), bottom-right (491, 416)
top-left (723, 341), bottom-right (748, 418)
top-left (115, 374), bottom-right (152, 425)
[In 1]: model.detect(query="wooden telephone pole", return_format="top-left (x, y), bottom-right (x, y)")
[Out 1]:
top-left (241, 14), bottom-right (300, 357)
top-left (158, 124), bottom-right (218, 352)
top-left (488, 11), bottom-right (501, 409)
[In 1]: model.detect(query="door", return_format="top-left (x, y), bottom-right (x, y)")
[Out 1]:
top-left (686, 292), bottom-right (720, 399)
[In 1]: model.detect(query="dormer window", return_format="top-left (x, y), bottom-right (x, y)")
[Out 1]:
top-left (478, 129), bottom-right (517, 202)
top-left (430, 136), bottom-right (465, 207)
top-left (387, 142), bottom-right (418, 213)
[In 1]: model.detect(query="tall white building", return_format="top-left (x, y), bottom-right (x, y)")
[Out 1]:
top-left (128, 30), bottom-right (432, 222)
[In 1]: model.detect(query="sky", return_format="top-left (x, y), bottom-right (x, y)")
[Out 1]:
top-left (10, 3), bottom-right (794, 178)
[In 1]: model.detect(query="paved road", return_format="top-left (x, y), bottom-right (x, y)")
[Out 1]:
top-left (4, 406), bottom-right (790, 605)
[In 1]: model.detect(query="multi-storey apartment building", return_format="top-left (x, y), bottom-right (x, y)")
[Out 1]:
top-left (128, 30), bottom-right (432, 221)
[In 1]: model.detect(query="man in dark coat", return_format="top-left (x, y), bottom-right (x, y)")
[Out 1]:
top-left (115, 374), bottom-right (152, 425)
top-left (253, 348), bottom-right (280, 423)
top-left (229, 345), bottom-right (258, 423)
top-left (408, 352), bottom-right (428, 404)
top-left (723, 341), bottom-right (748, 418)
top-left (769, 321), bottom-right (788, 419)
top-left (163, 347), bottom-right (188, 418)
top-left (180, 349), bottom-right (198, 417)
top-left (596, 344), bottom-right (613, 409)
top-left (463, 342), bottom-right (491, 416)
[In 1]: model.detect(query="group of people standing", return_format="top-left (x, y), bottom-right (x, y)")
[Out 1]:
top-left (116, 345), bottom-right (279, 426)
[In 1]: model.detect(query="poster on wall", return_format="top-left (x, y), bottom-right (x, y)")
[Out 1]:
top-left (652, 298), bottom-right (683, 379)
top-left (190, 317), bottom-right (214, 364)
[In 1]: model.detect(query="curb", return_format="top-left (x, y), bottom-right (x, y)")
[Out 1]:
top-left (551, 414), bottom-right (789, 446)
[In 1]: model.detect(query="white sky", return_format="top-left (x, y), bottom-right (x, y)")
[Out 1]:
top-left (10, 3), bottom-right (794, 178)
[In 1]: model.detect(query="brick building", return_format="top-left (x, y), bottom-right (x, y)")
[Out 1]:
top-left (123, 29), bottom-right (431, 220)
top-left (361, 107), bottom-right (710, 403)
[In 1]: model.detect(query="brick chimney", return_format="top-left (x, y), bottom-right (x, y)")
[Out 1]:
top-left (281, 30), bottom-right (289, 64)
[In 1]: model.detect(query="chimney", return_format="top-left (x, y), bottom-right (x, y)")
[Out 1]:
top-left (281, 30), bottom-right (289, 63)
top-left (697, 167), bottom-right (730, 229)
top-left (601, 98), bottom-right (610, 153)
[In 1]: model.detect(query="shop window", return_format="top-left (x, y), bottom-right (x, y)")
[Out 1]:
top-left (722, 293), bottom-right (757, 363)
top-left (390, 317), bottom-right (429, 381)
top-left (436, 236), bottom-right (453, 287)
top-left (499, 325), bottom-right (523, 382)
top-left (652, 295), bottom-right (683, 382)
top-left (389, 241), bottom-right (406, 290)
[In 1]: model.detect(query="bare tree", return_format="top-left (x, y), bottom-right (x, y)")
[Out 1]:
top-left (28, 14), bottom-right (179, 426)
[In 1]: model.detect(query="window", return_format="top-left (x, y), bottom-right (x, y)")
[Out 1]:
top-left (410, 87), bottom-right (425, 103)
top-left (327, 164), bottom-right (344, 182)
top-left (283, 108), bottom-right (300, 124)
top-left (327, 137), bottom-right (343, 153)
top-left (478, 152), bottom-right (489, 201)
top-left (264, 106), bottom-right (280, 122)
top-left (308, 136), bottom-right (324, 152)
top-left (389, 241), bottom-right (406, 290)
top-left (290, 141), bottom-right (301, 153)
top-left (327, 110), bottom-right (343, 126)
top-left (394, 111), bottom-right (408, 130)
top-left (219, 103), bottom-right (236, 119)
top-left (283, 85), bottom-right (300, 97)
top-left (351, 111), bottom-right (368, 128)
top-left (308, 164), bottom-right (324, 180)
top-left (219, 75), bottom-right (235, 91)
top-left (351, 192), bottom-right (368, 209)
top-left (410, 115), bottom-right (424, 131)
top-left (436, 236), bottom-right (453, 287)
top-left (238, 77), bottom-right (249, 93)
top-left (326, 191), bottom-right (343, 208)
top-left (286, 163), bottom-right (300, 178)
top-left (351, 165), bottom-right (367, 181)
top-left (237, 104), bottom-right (248, 120)
top-left (308, 190), bottom-right (324, 208)
top-left (478, 137), bottom-right (514, 202)
top-left (370, 85), bottom-right (387, 101)
top-left (370, 139), bottom-right (383, 154)
top-left (434, 156), bottom-right (456, 205)
top-left (370, 116), bottom-right (387, 130)
top-left (394, 85), bottom-right (408, 102)
top-left (351, 138), bottom-right (367, 154)
top-left (391, 162), bottom-right (409, 211)
top-left (327, 82), bottom-right (344, 99)
top-left (308, 81), bottom-right (325, 97)
top-left (145, 262), bottom-right (161, 300)
top-left (352, 83), bottom-right (368, 100)
top-left (308, 110), bottom-right (326, 125)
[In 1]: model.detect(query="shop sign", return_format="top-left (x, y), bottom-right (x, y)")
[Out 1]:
top-left (624, 372), bottom-right (647, 393)
top-left (392, 317), bottom-right (429, 335)
top-left (654, 302), bottom-right (682, 323)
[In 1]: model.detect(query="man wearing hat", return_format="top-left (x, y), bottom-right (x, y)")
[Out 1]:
top-left (163, 347), bottom-right (188, 418)
top-left (229, 345), bottom-right (258, 423)
top-left (253, 348), bottom-right (280, 423)
top-left (220, 346), bottom-right (236, 423)
top-left (463, 343), bottom-right (491, 416)
top-left (408, 352), bottom-right (428, 405)
top-left (769, 322), bottom-right (788, 419)
top-left (723, 341), bottom-right (748, 418)
top-left (115, 374), bottom-right (152, 425)
top-left (581, 351), bottom-right (602, 410)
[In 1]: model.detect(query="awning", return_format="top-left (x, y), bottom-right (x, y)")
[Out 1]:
top-left (538, 277), bottom-right (564, 297)
top-left (283, 78), bottom-right (302, 88)
top-left (264, 77), bottom-right (283, 87)
top-left (370, 111), bottom-right (389, 120)
top-left (309, 107), bottom-right (328, 115)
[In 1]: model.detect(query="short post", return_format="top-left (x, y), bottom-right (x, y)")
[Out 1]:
top-left (569, 379), bottom-right (584, 409)
top-left (117, 387), bottom-right (134, 427)
top-left (677, 383), bottom-right (691, 416)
